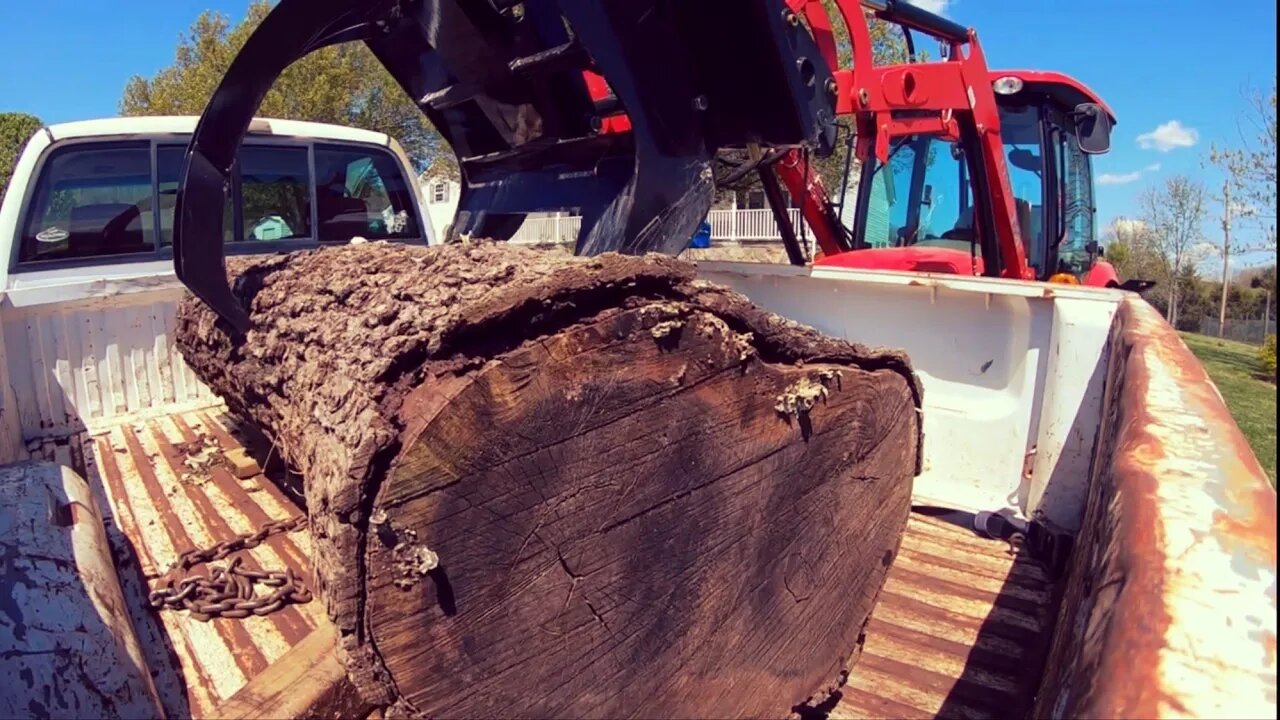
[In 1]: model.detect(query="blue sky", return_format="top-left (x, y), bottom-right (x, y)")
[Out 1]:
top-left (1, 0), bottom-right (1275, 266)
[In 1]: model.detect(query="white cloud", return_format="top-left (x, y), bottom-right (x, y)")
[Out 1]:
top-left (1192, 241), bottom-right (1221, 261)
top-left (1098, 162), bottom-right (1163, 186)
top-left (1136, 120), bottom-right (1200, 152)
top-left (1098, 171), bottom-right (1143, 185)
top-left (1111, 218), bottom-right (1150, 234)
top-left (906, 0), bottom-right (951, 15)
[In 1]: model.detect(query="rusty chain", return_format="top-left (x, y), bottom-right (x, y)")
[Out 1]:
top-left (148, 515), bottom-right (313, 622)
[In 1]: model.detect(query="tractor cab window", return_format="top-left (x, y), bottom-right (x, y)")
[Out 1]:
top-left (854, 103), bottom-right (1093, 281)
top-left (859, 133), bottom-right (975, 252)
top-left (1055, 123), bottom-right (1096, 276)
top-left (998, 106), bottom-right (1047, 276)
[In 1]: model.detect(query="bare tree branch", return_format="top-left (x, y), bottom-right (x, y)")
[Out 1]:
top-left (1140, 176), bottom-right (1210, 327)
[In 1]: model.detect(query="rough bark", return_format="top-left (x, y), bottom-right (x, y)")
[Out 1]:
top-left (177, 242), bottom-right (923, 718)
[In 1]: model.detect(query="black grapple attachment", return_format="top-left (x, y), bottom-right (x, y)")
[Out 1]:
top-left (174, 0), bottom-right (836, 331)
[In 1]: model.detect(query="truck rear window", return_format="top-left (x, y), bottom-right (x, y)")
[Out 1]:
top-left (314, 144), bottom-right (420, 243)
top-left (238, 146), bottom-right (312, 242)
top-left (19, 142), bottom-right (156, 263)
top-left (18, 137), bottom-right (423, 267)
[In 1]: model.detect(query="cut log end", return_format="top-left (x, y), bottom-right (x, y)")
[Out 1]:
top-left (177, 242), bottom-right (921, 718)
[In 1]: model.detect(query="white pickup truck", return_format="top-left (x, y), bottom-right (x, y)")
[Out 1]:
top-left (0, 119), bottom-right (1274, 719)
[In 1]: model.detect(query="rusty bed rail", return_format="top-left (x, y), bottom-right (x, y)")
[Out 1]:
top-left (1035, 297), bottom-right (1277, 719)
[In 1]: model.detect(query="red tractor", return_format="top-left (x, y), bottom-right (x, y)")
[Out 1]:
top-left (575, 0), bottom-right (1141, 289)
top-left (172, 0), bottom-right (1147, 332)
top-left (767, 1), bottom-right (1141, 290)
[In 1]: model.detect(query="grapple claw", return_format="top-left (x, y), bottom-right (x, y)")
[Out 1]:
top-left (175, 0), bottom-right (837, 328)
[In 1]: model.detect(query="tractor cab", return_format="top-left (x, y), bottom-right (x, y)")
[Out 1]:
top-left (821, 71), bottom-right (1121, 287)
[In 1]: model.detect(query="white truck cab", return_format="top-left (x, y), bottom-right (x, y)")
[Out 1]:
top-left (0, 116), bottom-right (432, 453)
top-left (1, 115), bottom-right (432, 293)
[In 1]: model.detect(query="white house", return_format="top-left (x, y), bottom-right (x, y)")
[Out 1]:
top-left (420, 173), bottom-right (461, 241)
top-left (419, 172), bottom-right (577, 244)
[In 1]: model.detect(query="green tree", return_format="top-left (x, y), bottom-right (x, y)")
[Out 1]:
top-left (1260, 333), bottom-right (1276, 379)
top-left (0, 112), bottom-right (44, 202)
top-left (1139, 176), bottom-right (1210, 328)
top-left (1240, 263), bottom-right (1277, 294)
top-left (120, 1), bottom-right (448, 172)
top-left (1103, 217), bottom-right (1164, 286)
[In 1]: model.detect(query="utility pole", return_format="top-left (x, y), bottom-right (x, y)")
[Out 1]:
top-left (1218, 181), bottom-right (1232, 337)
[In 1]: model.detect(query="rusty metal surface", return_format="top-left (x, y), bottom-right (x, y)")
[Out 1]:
top-left (1033, 297), bottom-right (1277, 720)
top-left (833, 513), bottom-right (1059, 719)
top-left (0, 461), bottom-right (166, 719)
top-left (35, 410), bottom-right (327, 719)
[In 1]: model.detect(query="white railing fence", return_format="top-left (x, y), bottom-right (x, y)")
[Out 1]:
top-left (507, 209), bottom-right (815, 246)
top-left (509, 215), bottom-right (584, 244)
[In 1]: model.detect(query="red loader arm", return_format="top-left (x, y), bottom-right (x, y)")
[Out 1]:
top-left (791, 0), bottom-right (1032, 279)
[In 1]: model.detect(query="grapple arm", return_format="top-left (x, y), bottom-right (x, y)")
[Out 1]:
top-left (174, 0), bottom-right (839, 332)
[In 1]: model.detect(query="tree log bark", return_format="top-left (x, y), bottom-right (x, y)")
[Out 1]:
top-left (177, 242), bottom-right (922, 719)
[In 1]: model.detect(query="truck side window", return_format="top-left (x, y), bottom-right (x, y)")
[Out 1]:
top-left (313, 145), bottom-right (420, 243)
top-left (19, 142), bottom-right (156, 263)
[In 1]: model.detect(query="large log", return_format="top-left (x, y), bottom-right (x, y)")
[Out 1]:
top-left (177, 242), bottom-right (922, 719)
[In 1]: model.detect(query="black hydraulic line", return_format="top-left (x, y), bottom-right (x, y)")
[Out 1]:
top-left (835, 123), bottom-right (855, 220)
top-left (902, 26), bottom-right (916, 62)
top-left (757, 164), bottom-right (807, 266)
top-left (800, 148), bottom-right (811, 261)
top-left (873, 0), bottom-right (968, 44)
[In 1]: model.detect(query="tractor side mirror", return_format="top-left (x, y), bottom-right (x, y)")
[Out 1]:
top-left (1086, 240), bottom-right (1103, 258)
top-left (1073, 103), bottom-right (1111, 155)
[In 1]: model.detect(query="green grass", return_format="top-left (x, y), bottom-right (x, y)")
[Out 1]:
top-left (1180, 332), bottom-right (1276, 485)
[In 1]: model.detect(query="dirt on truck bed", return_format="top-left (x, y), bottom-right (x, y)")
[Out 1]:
top-left (173, 241), bottom-right (924, 718)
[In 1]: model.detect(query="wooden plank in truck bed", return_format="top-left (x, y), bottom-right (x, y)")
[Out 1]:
top-left (833, 513), bottom-right (1059, 720)
top-left (213, 622), bottom-right (373, 720)
top-left (43, 410), bottom-right (331, 719)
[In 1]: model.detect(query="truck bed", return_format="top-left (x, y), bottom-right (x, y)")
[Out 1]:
top-left (834, 512), bottom-right (1058, 720)
top-left (40, 409), bottom-right (1058, 720)
top-left (39, 410), bottom-right (327, 719)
